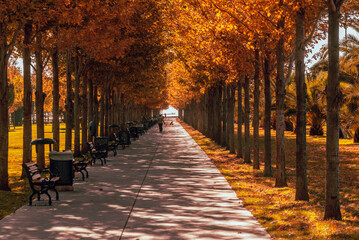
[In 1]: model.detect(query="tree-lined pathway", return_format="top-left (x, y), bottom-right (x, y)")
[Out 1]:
top-left (0, 119), bottom-right (270, 239)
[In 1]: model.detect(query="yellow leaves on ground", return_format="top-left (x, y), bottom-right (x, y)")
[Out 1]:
top-left (180, 120), bottom-right (359, 240)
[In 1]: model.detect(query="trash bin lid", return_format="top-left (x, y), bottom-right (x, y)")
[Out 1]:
top-left (31, 138), bottom-right (56, 145)
top-left (49, 151), bottom-right (74, 161)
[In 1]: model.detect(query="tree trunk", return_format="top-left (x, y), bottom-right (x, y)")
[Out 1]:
top-left (237, 80), bottom-right (243, 158)
top-left (105, 84), bottom-right (110, 136)
top-left (88, 77), bottom-right (93, 142)
top-left (74, 55), bottom-right (80, 156)
top-left (179, 108), bottom-right (182, 119)
top-left (94, 85), bottom-right (99, 127)
top-left (100, 88), bottom-right (105, 136)
top-left (35, 35), bottom-right (45, 169)
top-left (295, 8), bottom-right (309, 201)
top-left (264, 52), bottom-right (272, 177)
top-left (324, 0), bottom-right (342, 220)
top-left (275, 15), bottom-right (287, 187)
top-left (244, 76), bottom-right (251, 164)
top-left (22, 21), bottom-right (32, 179)
top-left (52, 48), bottom-right (60, 152)
top-left (354, 128), bottom-right (359, 142)
top-left (207, 88), bottom-right (214, 139)
top-left (228, 84), bottom-right (235, 154)
top-left (214, 85), bottom-right (222, 144)
top-left (221, 84), bottom-right (227, 147)
top-left (0, 31), bottom-right (10, 190)
top-left (82, 76), bottom-right (88, 153)
top-left (203, 94), bottom-right (208, 134)
top-left (253, 49), bottom-right (260, 169)
top-left (65, 50), bottom-right (73, 150)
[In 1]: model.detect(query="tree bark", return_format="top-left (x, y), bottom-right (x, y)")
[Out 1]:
top-left (94, 85), bottom-right (99, 127)
top-left (81, 76), bottom-right (88, 153)
top-left (201, 93), bottom-right (207, 134)
top-left (244, 76), bottom-right (251, 164)
top-left (228, 84), bottom-right (235, 154)
top-left (65, 50), bottom-right (73, 150)
top-left (52, 47), bottom-right (60, 152)
top-left (35, 34), bottom-right (45, 169)
top-left (88, 77), bottom-right (93, 142)
top-left (73, 54), bottom-right (80, 156)
top-left (221, 84), bottom-right (227, 147)
top-left (207, 88), bottom-right (214, 139)
top-left (237, 80), bottom-right (243, 158)
top-left (295, 8), bottom-right (309, 201)
top-left (264, 52), bottom-right (272, 177)
top-left (104, 84), bottom-right (110, 136)
top-left (100, 88), bottom-right (105, 136)
top-left (324, 0), bottom-right (342, 220)
top-left (22, 21), bottom-right (32, 179)
top-left (275, 14), bottom-right (288, 187)
top-left (214, 85), bottom-right (222, 144)
top-left (253, 49), bottom-right (260, 169)
top-left (0, 28), bottom-right (10, 190)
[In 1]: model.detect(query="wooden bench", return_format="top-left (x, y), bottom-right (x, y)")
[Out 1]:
top-left (22, 162), bottom-right (60, 206)
top-left (73, 154), bottom-right (91, 181)
top-left (87, 141), bottom-right (107, 166)
top-left (107, 134), bottom-right (119, 156)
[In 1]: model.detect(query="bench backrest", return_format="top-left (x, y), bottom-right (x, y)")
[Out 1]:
top-left (22, 162), bottom-right (42, 190)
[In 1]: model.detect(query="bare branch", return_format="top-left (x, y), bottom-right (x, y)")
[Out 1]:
top-left (284, 54), bottom-right (295, 87)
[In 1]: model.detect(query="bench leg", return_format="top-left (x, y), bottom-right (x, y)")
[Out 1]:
top-left (54, 188), bottom-right (59, 201)
top-left (84, 169), bottom-right (89, 178)
top-left (44, 191), bottom-right (52, 206)
top-left (29, 192), bottom-right (36, 206)
top-left (80, 171), bottom-right (85, 181)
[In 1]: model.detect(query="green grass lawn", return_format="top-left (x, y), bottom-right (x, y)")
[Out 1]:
top-left (1, 123), bottom-right (79, 219)
top-left (180, 120), bottom-right (359, 240)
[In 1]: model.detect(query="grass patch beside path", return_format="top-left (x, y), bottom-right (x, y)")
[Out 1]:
top-left (179, 120), bottom-right (359, 240)
top-left (1, 123), bottom-right (79, 220)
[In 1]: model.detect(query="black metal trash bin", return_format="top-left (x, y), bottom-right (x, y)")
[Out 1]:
top-left (49, 151), bottom-right (74, 191)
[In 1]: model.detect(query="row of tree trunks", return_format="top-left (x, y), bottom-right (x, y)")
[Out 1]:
top-left (183, 83), bottom-right (250, 156)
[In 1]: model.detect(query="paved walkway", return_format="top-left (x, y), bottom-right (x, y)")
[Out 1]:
top-left (0, 119), bottom-right (271, 240)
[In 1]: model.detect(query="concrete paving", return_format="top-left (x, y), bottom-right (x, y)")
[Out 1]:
top-left (0, 119), bottom-right (271, 240)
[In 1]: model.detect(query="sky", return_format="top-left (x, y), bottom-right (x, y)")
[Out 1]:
top-left (305, 27), bottom-right (356, 69)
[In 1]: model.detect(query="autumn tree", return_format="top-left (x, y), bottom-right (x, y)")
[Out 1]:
top-left (0, 2), bottom-right (23, 190)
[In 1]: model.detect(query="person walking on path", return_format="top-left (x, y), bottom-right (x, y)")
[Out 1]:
top-left (158, 114), bottom-right (165, 132)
